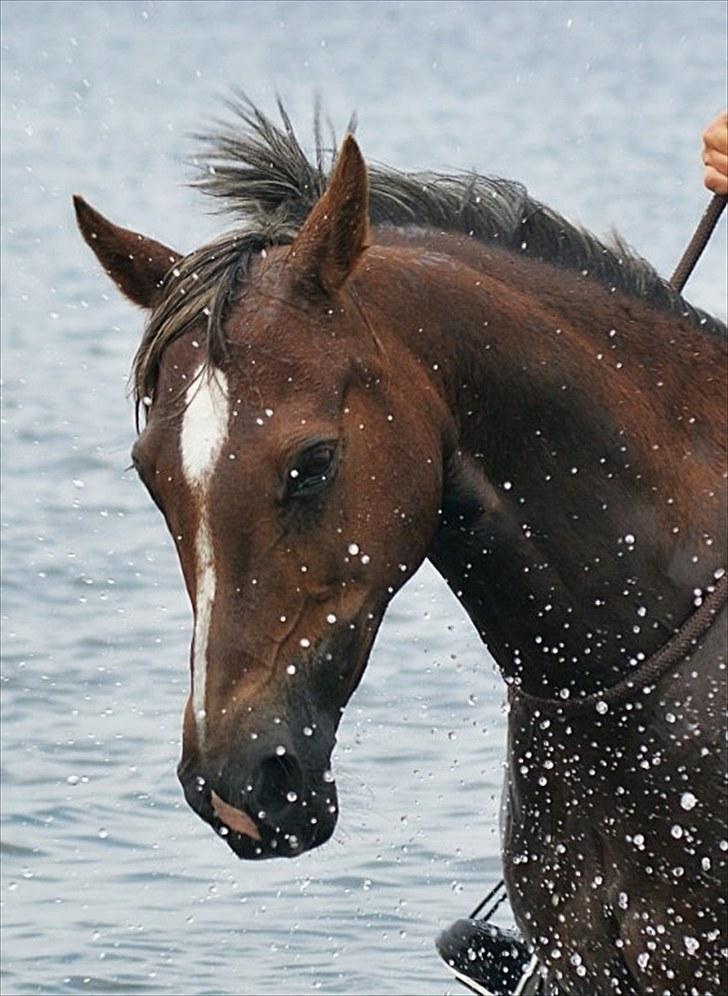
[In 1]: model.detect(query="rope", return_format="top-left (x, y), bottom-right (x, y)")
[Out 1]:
top-left (670, 193), bottom-right (727, 292)
top-left (512, 572), bottom-right (727, 717)
top-left (469, 879), bottom-right (508, 920)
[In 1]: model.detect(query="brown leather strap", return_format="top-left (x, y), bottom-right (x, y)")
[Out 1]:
top-left (512, 572), bottom-right (728, 717)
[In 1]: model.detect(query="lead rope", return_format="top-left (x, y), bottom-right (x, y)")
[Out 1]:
top-left (468, 192), bottom-right (727, 932)
top-left (670, 193), bottom-right (726, 292)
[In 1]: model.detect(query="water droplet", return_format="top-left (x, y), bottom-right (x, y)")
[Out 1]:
top-left (286, 664), bottom-right (296, 675)
top-left (275, 745), bottom-right (286, 756)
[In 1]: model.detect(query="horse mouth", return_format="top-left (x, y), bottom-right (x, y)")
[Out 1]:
top-left (211, 790), bottom-right (262, 842)
top-left (180, 772), bottom-right (339, 860)
top-left (208, 795), bottom-right (336, 860)
top-left (207, 790), bottom-right (302, 859)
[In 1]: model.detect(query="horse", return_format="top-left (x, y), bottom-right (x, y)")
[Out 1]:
top-left (75, 102), bottom-right (727, 994)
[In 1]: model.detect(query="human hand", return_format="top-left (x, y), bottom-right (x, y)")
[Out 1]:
top-left (702, 111), bottom-right (728, 195)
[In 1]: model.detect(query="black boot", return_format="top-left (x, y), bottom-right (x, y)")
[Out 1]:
top-left (436, 918), bottom-right (544, 995)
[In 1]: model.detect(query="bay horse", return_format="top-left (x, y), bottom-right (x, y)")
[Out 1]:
top-left (75, 102), bottom-right (727, 994)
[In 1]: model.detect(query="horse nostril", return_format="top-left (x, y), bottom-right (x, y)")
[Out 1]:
top-left (252, 753), bottom-right (304, 817)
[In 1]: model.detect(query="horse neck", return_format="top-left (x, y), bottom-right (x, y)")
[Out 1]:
top-left (366, 233), bottom-right (727, 697)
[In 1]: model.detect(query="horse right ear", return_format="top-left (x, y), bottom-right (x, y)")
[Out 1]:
top-left (73, 195), bottom-right (181, 309)
top-left (287, 134), bottom-right (369, 295)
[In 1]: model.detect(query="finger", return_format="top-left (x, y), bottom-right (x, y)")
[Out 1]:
top-left (702, 111), bottom-right (728, 156)
top-left (703, 165), bottom-right (728, 196)
top-left (703, 147), bottom-right (728, 173)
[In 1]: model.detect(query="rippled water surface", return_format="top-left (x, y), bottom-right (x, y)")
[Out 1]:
top-left (2, 2), bottom-right (726, 993)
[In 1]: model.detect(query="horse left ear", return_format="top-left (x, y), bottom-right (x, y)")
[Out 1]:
top-left (288, 134), bottom-right (369, 294)
top-left (73, 195), bottom-right (181, 309)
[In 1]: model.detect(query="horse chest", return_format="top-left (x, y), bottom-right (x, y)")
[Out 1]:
top-left (501, 686), bottom-right (728, 994)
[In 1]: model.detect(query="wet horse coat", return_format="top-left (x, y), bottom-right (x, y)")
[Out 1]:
top-left (75, 103), bottom-right (727, 994)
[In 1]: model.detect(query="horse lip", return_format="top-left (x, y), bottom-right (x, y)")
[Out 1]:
top-left (211, 789), bottom-right (262, 841)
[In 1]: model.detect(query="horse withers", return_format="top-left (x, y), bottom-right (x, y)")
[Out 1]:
top-left (75, 103), bottom-right (727, 993)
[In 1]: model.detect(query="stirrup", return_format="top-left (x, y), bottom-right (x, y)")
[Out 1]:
top-left (436, 918), bottom-right (545, 996)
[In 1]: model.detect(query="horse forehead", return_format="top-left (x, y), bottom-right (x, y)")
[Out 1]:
top-left (170, 364), bottom-right (340, 469)
top-left (152, 336), bottom-right (350, 462)
top-left (221, 356), bottom-right (348, 426)
top-left (179, 365), bottom-right (230, 485)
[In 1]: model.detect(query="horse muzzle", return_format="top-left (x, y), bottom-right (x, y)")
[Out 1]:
top-left (178, 737), bottom-right (339, 860)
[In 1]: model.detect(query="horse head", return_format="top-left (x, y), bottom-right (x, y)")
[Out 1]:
top-left (75, 137), bottom-right (449, 859)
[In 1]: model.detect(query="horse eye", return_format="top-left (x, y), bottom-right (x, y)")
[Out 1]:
top-left (286, 443), bottom-right (337, 499)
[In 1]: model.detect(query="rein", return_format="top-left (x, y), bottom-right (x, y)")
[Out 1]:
top-left (466, 194), bottom-right (727, 931)
top-left (670, 194), bottom-right (727, 292)
top-left (511, 571), bottom-right (728, 717)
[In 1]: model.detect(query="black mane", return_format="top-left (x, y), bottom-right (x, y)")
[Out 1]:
top-left (132, 98), bottom-right (725, 410)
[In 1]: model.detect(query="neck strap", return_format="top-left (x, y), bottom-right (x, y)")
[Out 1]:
top-left (511, 572), bottom-right (727, 717)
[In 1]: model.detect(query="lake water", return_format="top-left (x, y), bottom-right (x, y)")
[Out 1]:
top-left (1, 2), bottom-right (726, 994)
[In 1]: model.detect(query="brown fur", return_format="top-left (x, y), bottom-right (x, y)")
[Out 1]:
top-left (76, 126), bottom-right (727, 994)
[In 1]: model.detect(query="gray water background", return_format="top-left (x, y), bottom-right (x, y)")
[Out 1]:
top-left (1, 2), bottom-right (726, 993)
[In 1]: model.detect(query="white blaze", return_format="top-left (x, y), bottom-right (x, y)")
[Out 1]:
top-left (181, 367), bottom-right (230, 483)
top-left (180, 365), bottom-right (230, 742)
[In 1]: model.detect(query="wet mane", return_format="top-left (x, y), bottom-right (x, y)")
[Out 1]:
top-left (133, 98), bottom-right (725, 411)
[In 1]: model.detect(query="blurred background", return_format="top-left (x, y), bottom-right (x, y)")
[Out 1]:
top-left (1, 2), bottom-right (726, 993)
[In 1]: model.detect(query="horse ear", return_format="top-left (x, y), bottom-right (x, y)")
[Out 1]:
top-left (73, 195), bottom-right (181, 309)
top-left (288, 134), bottom-right (369, 294)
